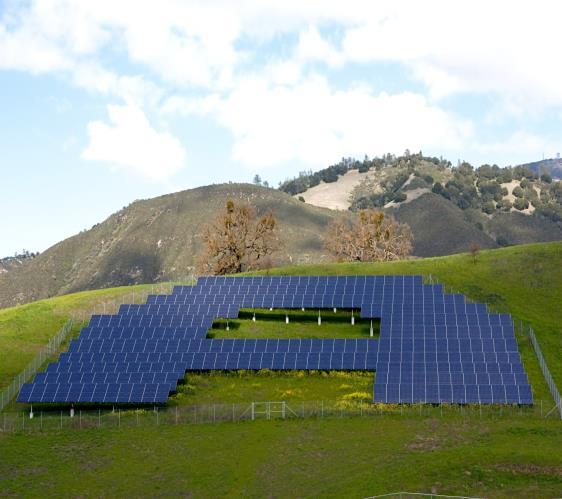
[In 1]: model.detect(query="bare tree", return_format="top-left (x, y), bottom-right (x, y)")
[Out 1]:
top-left (197, 199), bottom-right (282, 275)
top-left (324, 209), bottom-right (413, 262)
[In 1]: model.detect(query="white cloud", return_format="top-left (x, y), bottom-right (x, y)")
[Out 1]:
top-left (475, 131), bottom-right (555, 160)
top-left (296, 25), bottom-right (343, 67)
top-left (82, 104), bottom-right (187, 181)
top-left (2, 0), bottom-right (562, 172)
top-left (166, 74), bottom-right (472, 169)
top-left (4, 0), bottom-right (562, 108)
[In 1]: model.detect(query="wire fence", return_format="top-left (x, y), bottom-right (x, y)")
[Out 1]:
top-left (428, 273), bottom-right (562, 420)
top-left (0, 319), bottom-right (74, 413)
top-left (0, 281), bottom-right (190, 413)
top-left (365, 493), bottom-right (482, 499)
top-left (0, 398), bottom-right (559, 434)
top-left (527, 327), bottom-right (562, 418)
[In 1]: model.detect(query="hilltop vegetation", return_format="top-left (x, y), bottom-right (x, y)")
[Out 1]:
top-left (281, 152), bottom-right (562, 222)
top-left (281, 152), bottom-right (562, 251)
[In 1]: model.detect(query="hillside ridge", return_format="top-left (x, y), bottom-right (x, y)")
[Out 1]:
top-left (1, 175), bottom-right (561, 310)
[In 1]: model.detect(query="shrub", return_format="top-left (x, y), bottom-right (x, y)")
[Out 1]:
top-left (513, 198), bottom-right (529, 210)
top-left (482, 201), bottom-right (496, 214)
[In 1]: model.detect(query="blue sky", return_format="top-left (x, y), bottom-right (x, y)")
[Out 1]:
top-left (1, 1), bottom-right (561, 257)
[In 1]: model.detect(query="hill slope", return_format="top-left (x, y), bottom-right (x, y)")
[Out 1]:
top-left (0, 184), bottom-right (337, 309)
top-left (2, 177), bottom-right (561, 309)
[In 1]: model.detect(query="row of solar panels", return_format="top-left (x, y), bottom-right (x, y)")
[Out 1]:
top-left (23, 383), bottom-right (538, 405)
top-left (120, 302), bottom-right (492, 317)
top-left (78, 324), bottom-right (517, 340)
top-left (34, 371), bottom-right (179, 386)
top-left (80, 326), bottom-right (207, 340)
top-left (88, 311), bottom-right (512, 327)
top-left (194, 275), bottom-right (425, 285)
top-left (58, 350), bottom-right (523, 366)
top-left (46, 352), bottom-right (380, 371)
top-left (177, 285), bottom-right (434, 295)
top-left (88, 315), bottom-right (215, 328)
top-left (381, 325), bottom-right (515, 336)
top-left (35, 368), bottom-right (528, 388)
top-left (18, 383), bottom-right (172, 404)
top-left (68, 338), bottom-right (379, 354)
top-left (166, 290), bottom-right (459, 302)
top-left (66, 337), bottom-right (517, 354)
top-left (377, 371), bottom-right (528, 385)
top-left (45, 360), bottom-right (525, 377)
top-left (167, 284), bottom-right (447, 297)
top-left (374, 383), bottom-right (533, 404)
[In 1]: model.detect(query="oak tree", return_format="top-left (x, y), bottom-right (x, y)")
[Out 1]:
top-left (324, 209), bottom-right (413, 262)
top-left (197, 199), bottom-right (281, 275)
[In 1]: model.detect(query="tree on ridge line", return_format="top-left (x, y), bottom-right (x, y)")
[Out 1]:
top-left (324, 209), bottom-right (413, 262)
top-left (196, 199), bottom-right (282, 275)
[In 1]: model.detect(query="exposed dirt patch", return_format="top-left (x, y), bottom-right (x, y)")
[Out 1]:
top-left (298, 169), bottom-right (372, 210)
top-left (385, 187), bottom-right (430, 208)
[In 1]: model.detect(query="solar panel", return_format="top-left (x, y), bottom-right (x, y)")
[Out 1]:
top-left (17, 275), bottom-right (532, 407)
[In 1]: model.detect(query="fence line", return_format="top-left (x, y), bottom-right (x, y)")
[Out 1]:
top-left (365, 493), bottom-right (482, 499)
top-left (0, 280), bottom-right (192, 413)
top-left (0, 319), bottom-right (74, 412)
top-left (429, 273), bottom-right (562, 420)
top-left (0, 397), bottom-right (559, 434)
top-left (527, 327), bottom-right (562, 418)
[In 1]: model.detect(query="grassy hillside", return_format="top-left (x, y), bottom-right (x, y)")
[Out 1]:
top-left (0, 184), bottom-right (337, 309)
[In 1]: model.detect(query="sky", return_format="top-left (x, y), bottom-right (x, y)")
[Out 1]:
top-left (1, 1), bottom-right (561, 257)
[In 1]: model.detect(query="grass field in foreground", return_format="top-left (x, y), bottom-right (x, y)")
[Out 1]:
top-left (0, 416), bottom-right (561, 498)
top-left (210, 308), bottom-right (378, 339)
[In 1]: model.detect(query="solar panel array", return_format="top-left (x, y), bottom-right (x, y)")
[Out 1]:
top-left (18, 275), bottom-right (532, 406)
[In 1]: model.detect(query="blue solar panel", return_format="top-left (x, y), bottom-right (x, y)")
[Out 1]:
top-left (17, 275), bottom-right (532, 406)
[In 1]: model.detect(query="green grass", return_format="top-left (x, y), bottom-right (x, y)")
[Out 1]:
top-left (0, 416), bottom-right (561, 498)
top-left (170, 370), bottom-right (374, 406)
top-left (209, 308), bottom-right (378, 339)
